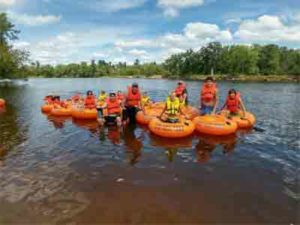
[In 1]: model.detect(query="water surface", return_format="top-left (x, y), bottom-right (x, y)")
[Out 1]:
top-left (0, 78), bottom-right (299, 224)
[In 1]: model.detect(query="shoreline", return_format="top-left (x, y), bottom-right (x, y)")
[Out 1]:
top-left (2, 75), bottom-right (299, 83)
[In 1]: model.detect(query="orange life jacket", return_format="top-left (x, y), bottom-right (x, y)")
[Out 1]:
top-left (72, 94), bottom-right (80, 102)
top-left (175, 85), bottom-right (186, 97)
top-left (117, 93), bottom-right (124, 101)
top-left (84, 95), bottom-right (96, 109)
top-left (106, 99), bottom-right (121, 115)
top-left (201, 83), bottom-right (217, 102)
top-left (126, 86), bottom-right (141, 107)
top-left (226, 92), bottom-right (241, 113)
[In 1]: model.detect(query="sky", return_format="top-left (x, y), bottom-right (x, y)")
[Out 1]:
top-left (0, 0), bottom-right (299, 65)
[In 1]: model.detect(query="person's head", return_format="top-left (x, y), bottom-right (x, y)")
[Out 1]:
top-left (53, 96), bottom-right (60, 101)
top-left (132, 83), bottom-right (139, 93)
top-left (109, 92), bottom-right (117, 101)
top-left (142, 91), bottom-right (148, 96)
top-left (117, 90), bottom-right (122, 94)
top-left (169, 92), bottom-right (176, 101)
top-left (177, 81), bottom-right (184, 86)
top-left (87, 90), bottom-right (93, 97)
top-left (204, 76), bottom-right (214, 86)
top-left (228, 89), bottom-right (237, 99)
top-left (101, 90), bottom-right (106, 95)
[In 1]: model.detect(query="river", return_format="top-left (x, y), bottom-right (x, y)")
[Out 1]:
top-left (0, 78), bottom-right (298, 224)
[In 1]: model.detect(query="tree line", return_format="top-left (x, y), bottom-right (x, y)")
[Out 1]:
top-left (0, 12), bottom-right (299, 79)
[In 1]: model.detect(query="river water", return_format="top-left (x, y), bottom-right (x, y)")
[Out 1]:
top-left (0, 78), bottom-right (298, 224)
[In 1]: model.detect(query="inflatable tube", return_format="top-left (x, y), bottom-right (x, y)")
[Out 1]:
top-left (149, 118), bottom-right (195, 138)
top-left (0, 98), bottom-right (5, 107)
top-left (72, 108), bottom-right (98, 120)
top-left (136, 108), bottom-right (163, 125)
top-left (51, 107), bottom-right (72, 117)
top-left (193, 115), bottom-right (237, 136)
top-left (41, 104), bottom-right (53, 113)
top-left (182, 106), bottom-right (199, 119)
top-left (221, 111), bottom-right (256, 129)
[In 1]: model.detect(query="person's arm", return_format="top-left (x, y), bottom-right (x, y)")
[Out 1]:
top-left (239, 98), bottom-right (246, 117)
top-left (212, 91), bottom-right (219, 114)
top-left (179, 106), bottom-right (188, 119)
top-left (159, 105), bottom-right (167, 119)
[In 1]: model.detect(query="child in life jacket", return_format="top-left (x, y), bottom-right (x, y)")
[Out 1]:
top-left (200, 76), bottom-right (218, 115)
top-left (221, 89), bottom-right (246, 118)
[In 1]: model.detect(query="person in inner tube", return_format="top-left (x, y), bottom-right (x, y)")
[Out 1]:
top-left (98, 92), bottom-right (122, 127)
top-left (159, 91), bottom-right (189, 123)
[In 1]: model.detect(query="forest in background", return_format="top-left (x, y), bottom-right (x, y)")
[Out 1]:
top-left (1, 12), bottom-right (299, 80)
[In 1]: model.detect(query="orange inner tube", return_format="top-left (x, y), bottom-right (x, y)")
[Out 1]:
top-left (149, 118), bottom-right (195, 138)
top-left (182, 106), bottom-right (199, 119)
top-left (136, 107), bottom-right (163, 125)
top-left (72, 108), bottom-right (98, 120)
top-left (41, 104), bottom-right (53, 113)
top-left (221, 111), bottom-right (256, 129)
top-left (193, 115), bottom-right (237, 136)
top-left (0, 98), bottom-right (5, 107)
top-left (51, 107), bottom-right (73, 117)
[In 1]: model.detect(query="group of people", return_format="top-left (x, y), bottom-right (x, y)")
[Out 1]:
top-left (44, 76), bottom-right (246, 126)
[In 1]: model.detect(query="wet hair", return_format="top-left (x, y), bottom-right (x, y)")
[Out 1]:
top-left (109, 92), bottom-right (116, 97)
top-left (101, 90), bottom-right (106, 93)
top-left (132, 83), bottom-right (138, 88)
top-left (205, 76), bottom-right (214, 82)
top-left (228, 89), bottom-right (237, 95)
top-left (87, 90), bottom-right (93, 95)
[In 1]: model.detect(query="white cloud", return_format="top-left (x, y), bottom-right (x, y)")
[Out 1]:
top-left (234, 15), bottom-right (300, 44)
top-left (8, 12), bottom-right (61, 26)
top-left (92, 0), bottom-right (147, 12)
top-left (158, 0), bottom-right (204, 17)
top-left (0, 0), bottom-right (15, 8)
top-left (128, 49), bottom-right (148, 57)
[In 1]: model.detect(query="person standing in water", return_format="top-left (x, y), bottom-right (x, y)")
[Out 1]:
top-left (123, 83), bottom-right (142, 124)
top-left (200, 77), bottom-right (218, 115)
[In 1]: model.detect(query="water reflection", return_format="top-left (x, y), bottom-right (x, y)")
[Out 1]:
top-left (195, 134), bottom-right (237, 163)
top-left (123, 125), bottom-right (143, 165)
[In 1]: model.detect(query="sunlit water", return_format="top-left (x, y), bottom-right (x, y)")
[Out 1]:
top-left (0, 78), bottom-right (299, 224)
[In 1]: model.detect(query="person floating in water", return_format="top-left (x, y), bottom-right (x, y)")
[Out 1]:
top-left (84, 90), bottom-right (96, 109)
top-left (141, 91), bottom-right (152, 108)
top-left (98, 92), bottom-right (122, 127)
top-left (159, 92), bottom-right (188, 123)
top-left (123, 83), bottom-right (142, 125)
top-left (221, 89), bottom-right (246, 118)
top-left (174, 81), bottom-right (188, 105)
top-left (200, 76), bottom-right (218, 115)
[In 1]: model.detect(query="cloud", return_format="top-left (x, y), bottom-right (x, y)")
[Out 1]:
top-left (128, 49), bottom-right (148, 57)
top-left (8, 12), bottom-right (61, 26)
top-left (0, 0), bottom-right (15, 8)
top-left (234, 15), bottom-right (300, 44)
top-left (158, 0), bottom-right (204, 17)
top-left (91, 0), bottom-right (147, 12)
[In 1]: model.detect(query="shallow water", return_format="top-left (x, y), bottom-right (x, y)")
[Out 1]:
top-left (0, 78), bottom-right (299, 224)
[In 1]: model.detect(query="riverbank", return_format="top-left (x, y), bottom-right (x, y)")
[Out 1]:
top-left (114, 74), bottom-right (299, 83)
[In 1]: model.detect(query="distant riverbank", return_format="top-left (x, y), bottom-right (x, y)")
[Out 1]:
top-left (112, 74), bottom-right (299, 83)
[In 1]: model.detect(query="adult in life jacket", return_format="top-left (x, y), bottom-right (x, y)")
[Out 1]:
top-left (97, 90), bottom-right (107, 117)
top-left (221, 89), bottom-right (246, 118)
top-left (159, 92), bottom-right (188, 123)
top-left (98, 92), bottom-right (122, 127)
top-left (200, 76), bottom-right (218, 115)
top-left (84, 90), bottom-right (96, 109)
top-left (141, 91), bottom-right (152, 108)
top-left (123, 83), bottom-right (142, 124)
top-left (174, 81), bottom-right (188, 105)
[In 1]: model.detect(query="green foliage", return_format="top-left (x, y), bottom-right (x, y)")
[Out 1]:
top-left (164, 42), bottom-right (300, 76)
top-left (0, 13), bottom-right (28, 79)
